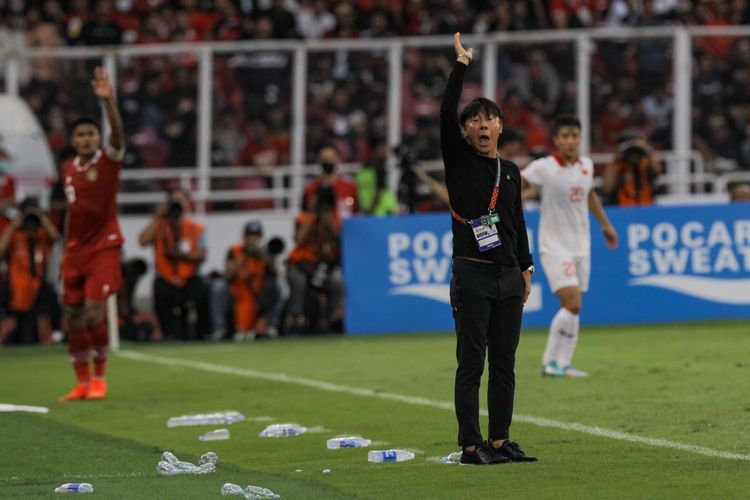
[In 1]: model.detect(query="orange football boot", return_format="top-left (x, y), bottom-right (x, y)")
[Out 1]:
top-left (85, 378), bottom-right (107, 400)
top-left (58, 383), bottom-right (90, 402)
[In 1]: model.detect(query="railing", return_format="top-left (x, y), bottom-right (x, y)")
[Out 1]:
top-left (3, 26), bottom-right (749, 211)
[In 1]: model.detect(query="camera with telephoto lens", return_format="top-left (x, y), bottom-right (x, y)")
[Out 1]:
top-left (266, 237), bottom-right (285, 256)
top-left (18, 197), bottom-right (42, 230)
top-left (393, 144), bottom-right (418, 171)
top-left (167, 200), bottom-right (183, 220)
top-left (621, 144), bottom-right (649, 167)
top-left (22, 210), bottom-right (41, 228)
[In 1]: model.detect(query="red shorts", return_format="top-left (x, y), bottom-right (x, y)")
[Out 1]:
top-left (63, 247), bottom-right (122, 306)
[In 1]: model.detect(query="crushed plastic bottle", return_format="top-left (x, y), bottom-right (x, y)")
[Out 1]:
top-left (221, 483), bottom-right (246, 496)
top-left (440, 451), bottom-right (463, 464)
top-left (167, 411), bottom-right (246, 427)
top-left (157, 461), bottom-right (180, 476)
top-left (367, 449), bottom-right (415, 463)
top-left (175, 461), bottom-right (201, 473)
top-left (161, 451), bottom-right (179, 464)
top-left (54, 483), bottom-right (93, 493)
top-left (157, 460), bottom-right (215, 476)
top-left (245, 485), bottom-right (281, 499)
top-left (199, 428), bottom-right (230, 441)
top-left (258, 423), bottom-right (306, 438)
top-left (199, 452), bottom-right (218, 465)
top-left (194, 462), bottom-right (216, 475)
top-left (326, 436), bottom-right (371, 449)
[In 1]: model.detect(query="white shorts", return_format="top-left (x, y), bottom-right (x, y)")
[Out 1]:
top-left (540, 253), bottom-right (591, 293)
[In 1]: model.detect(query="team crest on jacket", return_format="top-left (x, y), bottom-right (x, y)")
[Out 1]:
top-left (86, 168), bottom-right (98, 182)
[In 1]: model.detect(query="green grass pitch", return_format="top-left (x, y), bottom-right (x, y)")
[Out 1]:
top-left (1, 321), bottom-right (749, 499)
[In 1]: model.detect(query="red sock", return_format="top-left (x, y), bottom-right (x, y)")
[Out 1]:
top-left (67, 324), bottom-right (91, 384)
top-left (89, 321), bottom-right (109, 378)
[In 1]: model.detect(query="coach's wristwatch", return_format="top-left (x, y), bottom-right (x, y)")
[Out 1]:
top-left (525, 265), bottom-right (535, 274)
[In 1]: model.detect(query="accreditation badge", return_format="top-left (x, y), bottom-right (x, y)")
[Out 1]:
top-left (471, 216), bottom-right (501, 252)
top-left (86, 168), bottom-right (98, 182)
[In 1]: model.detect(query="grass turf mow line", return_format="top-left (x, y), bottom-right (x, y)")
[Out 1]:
top-left (116, 349), bottom-right (750, 463)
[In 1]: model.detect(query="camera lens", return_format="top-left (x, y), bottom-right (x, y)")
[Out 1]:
top-left (167, 201), bottom-right (183, 218)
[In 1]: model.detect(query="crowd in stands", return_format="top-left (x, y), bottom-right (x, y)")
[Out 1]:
top-left (2, 0), bottom-right (750, 198)
top-left (2, 134), bottom-right (749, 345)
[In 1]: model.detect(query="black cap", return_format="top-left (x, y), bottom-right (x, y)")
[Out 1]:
top-left (244, 221), bottom-right (263, 235)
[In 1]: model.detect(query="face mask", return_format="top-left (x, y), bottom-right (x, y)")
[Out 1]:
top-left (0, 161), bottom-right (9, 174)
top-left (321, 162), bottom-right (336, 175)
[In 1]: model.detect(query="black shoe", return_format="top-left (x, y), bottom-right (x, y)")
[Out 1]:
top-left (460, 443), bottom-right (507, 465)
top-left (490, 440), bottom-right (538, 462)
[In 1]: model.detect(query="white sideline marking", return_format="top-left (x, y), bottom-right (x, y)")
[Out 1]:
top-left (117, 350), bottom-right (750, 462)
top-left (0, 403), bottom-right (49, 414)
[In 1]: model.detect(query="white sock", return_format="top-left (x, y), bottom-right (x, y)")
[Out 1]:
top-left (543, 308), bottom-right (570, 365)
top-left (555, 308), bottom-right (580, 368)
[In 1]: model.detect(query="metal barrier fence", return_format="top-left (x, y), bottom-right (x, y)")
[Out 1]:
top-left (3, 26), bottom-right (749, 212)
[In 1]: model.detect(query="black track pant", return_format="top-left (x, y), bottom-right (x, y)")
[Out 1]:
top-left (450, 258), bottom-right (525, 447)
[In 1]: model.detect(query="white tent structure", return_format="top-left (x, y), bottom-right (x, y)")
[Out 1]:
top-left (0, 95), bottom-right (56, 205)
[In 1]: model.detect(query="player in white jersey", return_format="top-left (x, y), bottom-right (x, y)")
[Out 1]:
top-left (521, 115), bottom-right (618, 377)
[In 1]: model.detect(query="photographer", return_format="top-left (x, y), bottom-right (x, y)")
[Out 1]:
top-left (139, 188), bottom-right (210, 340)
top-left (285, 184), bottom-right (344, 334)
top-left (211, 221), bottom-right (283, 341)
top-left (303, 145), bottom-right (358, 219)
top-left (0, 197), bottom-right (60, 345)
top-left (602, 137), bottom-right (662, 206)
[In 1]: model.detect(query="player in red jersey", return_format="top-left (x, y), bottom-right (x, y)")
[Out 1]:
top-left (58, 67), bottom-right (125, 402)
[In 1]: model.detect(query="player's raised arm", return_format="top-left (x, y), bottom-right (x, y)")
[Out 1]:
top-left (92, 67), bottom-right (125, 153)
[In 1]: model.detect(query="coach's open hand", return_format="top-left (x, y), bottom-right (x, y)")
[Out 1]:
top-left (92, 67), bottom-right (114, 100)
top-left (454, 32), bottom-right (473, 65)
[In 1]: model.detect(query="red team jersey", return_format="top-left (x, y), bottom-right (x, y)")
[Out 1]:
top-left (62, 147), bottom-right (124, 257)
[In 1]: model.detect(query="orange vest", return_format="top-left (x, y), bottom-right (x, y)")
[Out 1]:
top-left (154, 217), bottom-right (204, 287)
top-left (8, 229), bottom-right (50, 312)
top-left (616, 159), bottom-right (653, 207)
top-left (228, 244), bottom-right (266, 299)
top-left (287, 212), bottom-right (341, 265)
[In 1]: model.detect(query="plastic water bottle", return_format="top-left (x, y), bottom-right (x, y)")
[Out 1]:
top-left (157, 460), bottom-right (214, 475)
top-left (161, 451), bottom-right (179, 464)
top-left (157, 461), bottom-right (180, 476)
top-left (194, 462), bottom-right (216, 475)
top-left (199, 429), bottom-right (230, 441)
top-left (326, 436), bottom-right (371, 449)
top-left (54, 483), bottom-right (94, 493)
top-left (175, 461), bottom-right (201, 473)
top-left (367, 449), bottom-right (415, 463)
top-left (167, 411), bottom-right (246, 427)
top-left (258, 423), bottom-right (307, 437)
top-left (200, 452), bottom-right (218, 465)
top-left (245, 485), bottom-right (281, 499)
top-left (440, 451), bottom-right (463, 464)
top-left (221, 483), bottom-right (246, 496)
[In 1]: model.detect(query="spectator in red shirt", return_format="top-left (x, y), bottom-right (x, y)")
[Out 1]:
top-left (303, 146), bottom-right (358, 219)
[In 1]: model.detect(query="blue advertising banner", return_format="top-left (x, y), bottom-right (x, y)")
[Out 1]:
top-left (342, 205), bottom-right (750, 335)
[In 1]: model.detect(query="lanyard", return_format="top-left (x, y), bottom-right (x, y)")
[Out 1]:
top-left (450, 158), bottom-right (502, 225)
